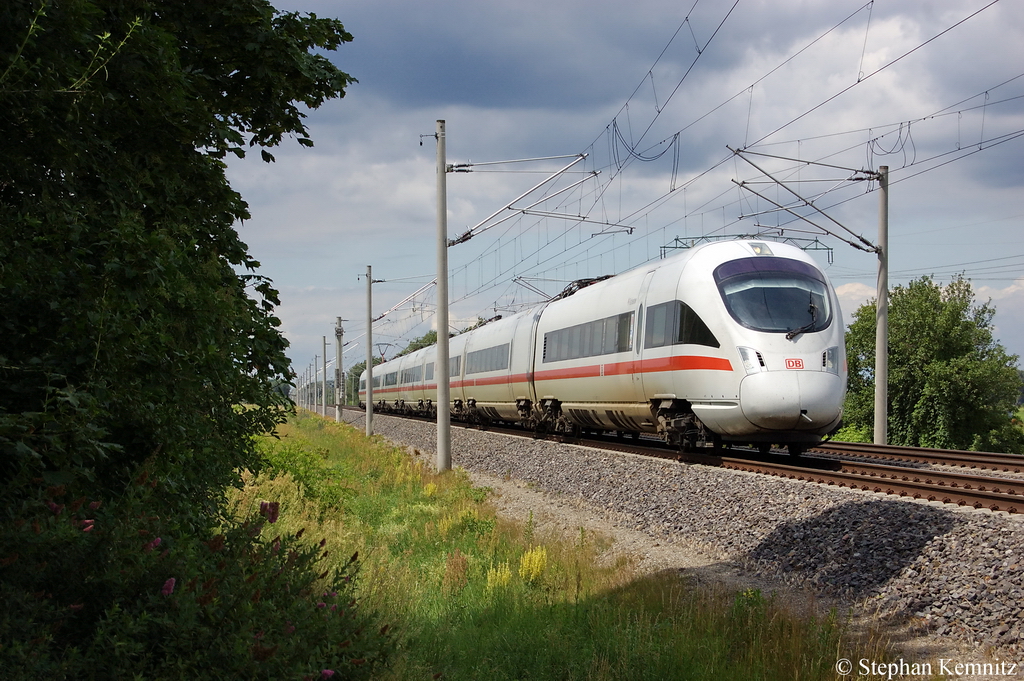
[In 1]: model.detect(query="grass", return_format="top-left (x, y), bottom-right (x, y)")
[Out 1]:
top-left (234, 410), bottom-right (891, 680)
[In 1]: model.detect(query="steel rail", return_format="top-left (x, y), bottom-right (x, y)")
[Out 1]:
top-left (810, 441), bottom-right (1024, 473)
top-left (715, 457), bottom-right (1022, 514)
top-left (825, 459), bottom-right (1024, 496)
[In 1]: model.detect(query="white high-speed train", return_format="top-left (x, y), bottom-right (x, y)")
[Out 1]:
top-left (358, 239), bottom-right (847, 454)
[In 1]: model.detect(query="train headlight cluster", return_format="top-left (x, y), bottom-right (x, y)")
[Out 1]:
top-left (822, 346), bottom-right (841, 375)
top-left (737, 346), bottom-right (767, 375)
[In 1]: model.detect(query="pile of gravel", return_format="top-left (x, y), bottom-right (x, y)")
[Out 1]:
top-left (341, 411), bottom-right (1024, 655)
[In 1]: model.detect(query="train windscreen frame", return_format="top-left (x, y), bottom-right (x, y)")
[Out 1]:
top-left (713, 257), bottom-right (833, 335)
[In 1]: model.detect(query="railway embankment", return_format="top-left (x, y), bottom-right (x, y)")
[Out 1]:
top-left (341, 410), bottom-right (1024, 660)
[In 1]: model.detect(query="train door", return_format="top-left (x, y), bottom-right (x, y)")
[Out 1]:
top-left (508, 303), bottom-right (547, 420)
top-left (632, 270), bottom-right (657, 404)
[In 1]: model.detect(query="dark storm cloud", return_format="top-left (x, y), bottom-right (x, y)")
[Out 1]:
top-left (330, 0), bottom-right (667, 110)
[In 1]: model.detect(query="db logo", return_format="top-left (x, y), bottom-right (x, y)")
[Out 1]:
top-left (785, 358), bottom-right (804, 370)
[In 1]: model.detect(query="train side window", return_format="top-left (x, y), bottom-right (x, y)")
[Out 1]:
top-left (425, 362), bottom-right (434, 381)
top-left (578, 324), bottom-right (592, 358)
top-left (602, 317), bottom-right (618, 354)
top-left (678, 303), bottom-right (719, 347)
top-left (646, 302), bottom-right (671, 348)
top-left (589, 320), bottom-right (604, 356)
top-left (616, 312), bottom-right (633, 352)
top-left (543, 312), bottom-right (634, 362)
top-left (567, 326), bottom-right (581, 359)
top-left (359, 379), bottom-right (366, 390)
top-left (400, 365), bottom-right (422, 384)
top-left (644, 301), bottom-right (720, 349)
top-left (372, 376), bottom-right (381, 388)
top-left (449, 356), bottom-right (461, 377)
top-left (466, 343), bottom-right (510, 374)
top-left (554, 329), bottom-right (568, 361)
top-left (384, 372), bottom-right (398, 386)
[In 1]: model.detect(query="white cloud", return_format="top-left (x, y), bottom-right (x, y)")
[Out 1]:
top-left (834, 282), bottom-right (876, 325)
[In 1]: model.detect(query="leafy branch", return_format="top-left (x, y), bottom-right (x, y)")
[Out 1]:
top-left (0, 0), bottom-right (49, 87)
top-left (60, 16), bottom-right (142, 96)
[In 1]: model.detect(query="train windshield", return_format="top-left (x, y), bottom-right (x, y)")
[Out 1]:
top-left (713, 257), bottom-right (833, 335)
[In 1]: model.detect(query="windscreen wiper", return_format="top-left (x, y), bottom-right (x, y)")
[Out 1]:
top-left (785, 296), bottom-right (818, 340)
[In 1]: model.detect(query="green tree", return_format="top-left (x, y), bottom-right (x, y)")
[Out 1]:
top-left (844, 275), bottom-right (1023, 452)
top-left (396, 330), bottom-right (438, 357)
top-left (0, 0), bottom-right (354, 508)
top-left (0, 3), bottom-right (392, 676)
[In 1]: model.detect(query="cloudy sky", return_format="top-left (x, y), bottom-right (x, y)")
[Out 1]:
top-left (224, 0), bottom-right (1024, 379)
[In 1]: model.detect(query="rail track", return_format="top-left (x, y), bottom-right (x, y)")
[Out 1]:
top-left (331, 405), bottom-right (1024, 514)
top-left (809, 440), bottom-right (1024, 473)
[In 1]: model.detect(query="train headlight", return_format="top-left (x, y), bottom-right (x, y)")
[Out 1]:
top-left (822, 346), bottom-right (840, 375)
top-left (737, 346), bottom-right (766, 375)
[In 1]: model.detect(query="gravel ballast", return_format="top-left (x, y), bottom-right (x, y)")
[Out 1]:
top-left (340, 410), bottom-right (1024, 659)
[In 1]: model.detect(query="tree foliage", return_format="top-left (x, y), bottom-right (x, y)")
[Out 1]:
top-left (395, 330), bottom-right (438, 357)
top-left (843, 276), bottom-right (1023, 452)
top-left (0, 0), bottom-right (373, 674)
top-left (0, 0), bottom-right (353, 507)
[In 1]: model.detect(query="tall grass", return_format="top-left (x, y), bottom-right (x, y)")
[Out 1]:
top-left (237, 411), bottom-right (889, 680)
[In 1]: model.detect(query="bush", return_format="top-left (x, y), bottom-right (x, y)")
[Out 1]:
top-left (0, 465), bottom-right (389, 680)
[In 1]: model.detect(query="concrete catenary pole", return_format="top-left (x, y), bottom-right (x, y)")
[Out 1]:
top-left (874, 166), bottom-right (889, 445)
top-left (366, 264), bottom-right (374, 437)
top-left (436, 120), bottom-right (452, 472)
top-left (322, 336), bottom-right (328, 417)
top-left (335, 317), bottom-right (344, 421)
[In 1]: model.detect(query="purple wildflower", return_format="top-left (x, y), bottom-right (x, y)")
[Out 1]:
top-left (161, 578), bottom-right (176, 596)
top-left (259, 501), bottom-right (280, 524)
top-left (321, 671), bottom-right (335, 679)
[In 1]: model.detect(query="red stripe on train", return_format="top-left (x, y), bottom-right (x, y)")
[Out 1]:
top-left (358, 355), bottom-right (731, 395)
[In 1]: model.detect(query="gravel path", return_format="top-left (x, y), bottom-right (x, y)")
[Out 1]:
top-left (338, 410), bottom-right (1024, 670)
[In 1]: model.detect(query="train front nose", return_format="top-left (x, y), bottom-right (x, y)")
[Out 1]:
top-left (739, 371), bottom-right (843, 432)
